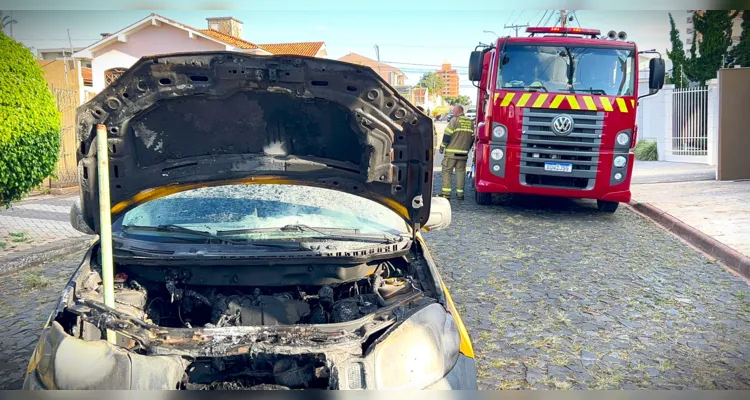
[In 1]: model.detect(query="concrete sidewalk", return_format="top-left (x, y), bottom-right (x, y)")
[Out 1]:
top-left (0, 194), bottom-right (94, 275)
top-left (630, 161), bottom-right (750, 278)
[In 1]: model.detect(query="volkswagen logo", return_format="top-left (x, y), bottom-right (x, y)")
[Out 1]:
top-left (551, 114), bottom-right (575, 135)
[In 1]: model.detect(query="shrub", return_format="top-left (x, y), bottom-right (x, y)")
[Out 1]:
top-left (635, 140), bottom-right (658, 161)
top-left (0, 32), bottom-right (61, 206)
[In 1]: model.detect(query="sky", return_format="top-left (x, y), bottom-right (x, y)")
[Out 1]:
top-left (2, 2), bottom-right (693, 98)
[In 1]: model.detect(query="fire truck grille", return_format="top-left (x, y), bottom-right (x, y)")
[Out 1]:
top-left (520, 108), bottom-right (604, 190)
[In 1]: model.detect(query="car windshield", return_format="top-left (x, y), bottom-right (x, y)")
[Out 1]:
top-left (496, 44), bottom-right (636, 96)
top-left (115, 184), bottom-right (409, 242)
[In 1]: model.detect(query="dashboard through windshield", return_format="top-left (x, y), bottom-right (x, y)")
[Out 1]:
top-left (114, 184), bottom-right (409, 243)
top-left (496, 44), bottom-right (636, 96)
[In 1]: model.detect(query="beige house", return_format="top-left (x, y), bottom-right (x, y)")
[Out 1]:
top-left (338, 53), bottom-right (405, 86)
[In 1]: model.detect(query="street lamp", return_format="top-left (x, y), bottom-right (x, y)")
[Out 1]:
top-left (483, 30), bottom-right (499, 37)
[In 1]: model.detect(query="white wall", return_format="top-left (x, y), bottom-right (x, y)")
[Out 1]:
top-left (90, 24), bottom-right (228, 93)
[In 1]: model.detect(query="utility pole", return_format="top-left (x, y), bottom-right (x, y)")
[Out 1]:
top-left (504, 23), bottom-right (529, 37)
top-left (373, 44), bottom-right (381, 75)
top-left (9, 10), bottom-right (13, 38)
top-left (560, 10), bottom-right (568, 28)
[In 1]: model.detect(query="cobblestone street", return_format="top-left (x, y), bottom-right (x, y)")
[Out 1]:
top-left (1, 174), bottom-right (749, 390)
top-left (424, 172), bottom-right (750, 390)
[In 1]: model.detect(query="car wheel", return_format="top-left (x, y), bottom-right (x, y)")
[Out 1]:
top-left (597, 200), bottom-right (619, 213)
top-left (475, 191), bottom-right (492, 205)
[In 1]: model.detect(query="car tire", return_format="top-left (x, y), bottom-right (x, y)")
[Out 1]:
top-left (597, 200), bottom-right (619, 213)
top-left (475, 191), bottom-right (492, 205)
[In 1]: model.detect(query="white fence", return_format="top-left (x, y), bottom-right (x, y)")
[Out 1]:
top-left (636, 78), bottom-right (719, 165)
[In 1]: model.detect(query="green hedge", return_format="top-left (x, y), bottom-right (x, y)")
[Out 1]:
top-left (635, 140), bottom-right (658, 161)
top-left (0, 32), bottom-right (61, 206)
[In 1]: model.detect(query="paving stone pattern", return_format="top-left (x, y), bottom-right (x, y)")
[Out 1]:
top-left (1, 178), bottom-right (749, 390)
top-left (0, 251), bottom-right (83, 389)
top-left (423, 171), bottom-right (750, 390)
top-left (0, 195), bottom-right (86, 257)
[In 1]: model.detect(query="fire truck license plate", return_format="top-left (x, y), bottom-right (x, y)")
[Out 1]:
top-left (544, 162), bottom-right (573, 173)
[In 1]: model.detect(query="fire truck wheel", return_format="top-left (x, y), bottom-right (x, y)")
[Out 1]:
top-left (475, 191), bottom-right (492, 205)
top-left (597, 200), bottom-right (619, 213)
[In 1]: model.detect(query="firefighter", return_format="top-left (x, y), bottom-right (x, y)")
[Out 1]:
top-left (439, 105), bottom-right (475, 200)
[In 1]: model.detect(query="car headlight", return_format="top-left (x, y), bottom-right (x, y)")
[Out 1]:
top-left (26, 321), bottom-right (188, 390)
top-left (369, 303), bottom-right (460, 390)
top-left (613, 155), bottom-right (627, 168)
top-left (492, 124), bottom-right (507, 139)
top-left (616, 132), bottom-right (630, 146)
top-left (490, 148), bottom-right (504, 161)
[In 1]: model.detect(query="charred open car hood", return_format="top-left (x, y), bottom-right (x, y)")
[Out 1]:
top-left (76, 52), bottom-right (434, 234)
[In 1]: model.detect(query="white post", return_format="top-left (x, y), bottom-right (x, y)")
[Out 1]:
top-left (706, 78), bottom-right (719, 166)
top-left (96, 124), bottom-right (117, 344)
top-left (659, 84), bottom-right (675, 161)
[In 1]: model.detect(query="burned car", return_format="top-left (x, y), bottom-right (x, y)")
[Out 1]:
top-left (23, 52), bottom-right (477, 390)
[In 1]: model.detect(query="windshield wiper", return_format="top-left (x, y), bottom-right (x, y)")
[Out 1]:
top-left (121, 224), bottom-right (301, 249)
top-left (216, 224), bottom-right (403, 244)
top-left (506, 85), bottom-right (548, 92)
top-left (574, 88), bottom-right (608, 95)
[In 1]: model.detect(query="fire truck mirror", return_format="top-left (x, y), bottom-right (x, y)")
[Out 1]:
top-left (648, 58), bottom-right (666, 91)
top-left (469, 51), bottom-right (483, 82)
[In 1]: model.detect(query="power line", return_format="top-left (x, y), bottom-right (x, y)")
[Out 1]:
top-left (537, 10), bottom-right (548, 27)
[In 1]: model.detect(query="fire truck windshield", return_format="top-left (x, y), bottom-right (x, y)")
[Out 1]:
top-left (496, 44), bottom-right (636, 96)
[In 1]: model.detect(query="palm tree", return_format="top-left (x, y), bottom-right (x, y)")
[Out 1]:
top-left (1, 11), bottom-right (18, 32)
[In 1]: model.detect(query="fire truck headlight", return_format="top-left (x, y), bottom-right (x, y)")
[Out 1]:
top-left (614, 172), bottom-right (623, 181)
top-left (616, 132), bottom-right (630, 146)
top-left (492, 125), bottom-right (507, 139)
top-left (613, 156), bottom-right (627, 168)
top-left (490, 148), bottom-right (504, 160)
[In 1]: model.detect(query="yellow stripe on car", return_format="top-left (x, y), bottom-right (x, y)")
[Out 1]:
top-left (516, 93), bottom-right (532, 108)
top-left (616, 97), bottom-right (628, 113)
top-left (532, 93), bottom-right (549, 108)
top-left (583, 96), bottom-right (597, 111)
top-left (493, 92), bottom-right (500, 105)
top-left (600, 97), bottom-right (614, 112)
top-left (549, 95), bottom-right (564, 109)
top-left (566, 95), bottom-right (580, 110)
top-left (500, 92), bottom-right (515, 107)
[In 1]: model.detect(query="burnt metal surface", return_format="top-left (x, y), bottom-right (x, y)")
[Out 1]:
top-left (76, 52), bottom-right (434, 234)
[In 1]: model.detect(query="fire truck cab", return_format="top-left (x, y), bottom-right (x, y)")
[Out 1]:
top-left (468, 27), bottom-right (665, 212)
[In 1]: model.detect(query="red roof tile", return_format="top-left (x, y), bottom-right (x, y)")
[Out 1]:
top-left (259, 42), bottom-right (325, 57)
top-left (198, 29), bottom-right (260, 49)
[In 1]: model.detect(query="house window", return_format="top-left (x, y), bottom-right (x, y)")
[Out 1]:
top-left (104, 68), bottom-right (127, 87)
top-left (211, 23), bottom-right (219, 30)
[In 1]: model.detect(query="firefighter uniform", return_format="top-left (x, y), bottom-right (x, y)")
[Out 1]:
top-left (440, 115), bottom-right (475, 199)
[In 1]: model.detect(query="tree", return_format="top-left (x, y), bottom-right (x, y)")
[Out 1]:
top-left (0, 11), bottom-right (17, 31)
top-left (685, 10), bottom-right (740, 85)
top-left (729, 11), bottom-right (749, 67)
top-left (444, 95), bottom-right (471, 107)
top-left (0, 32), bottom-right (61, 206)
top-left (416, 72), bottom-right (444, 100)
top-left (666, 13), bottom-right (687, 88)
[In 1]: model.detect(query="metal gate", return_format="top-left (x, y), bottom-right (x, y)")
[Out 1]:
top-left (48, 84), bottom-right (79, 187)
top-left (668, 86), bottom-right (709, 163)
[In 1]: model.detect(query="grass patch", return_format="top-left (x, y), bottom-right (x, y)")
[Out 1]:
top-left (635, 140), bottom-right (658, 161)
top-left (736, 292), bottom-right (746, 301)
top-left (22, 273), bottom-right (52, 290)
top-left (0, 241), bottom-right (6, 249)
top-left (8, 231), bottom-right (29, 243)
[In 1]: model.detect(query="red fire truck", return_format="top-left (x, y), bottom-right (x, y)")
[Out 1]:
top-left (468, 27), bottom-right (665, 212)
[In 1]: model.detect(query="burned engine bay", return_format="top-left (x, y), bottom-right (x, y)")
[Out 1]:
top-left (53, 252), bottom-right (440, 389)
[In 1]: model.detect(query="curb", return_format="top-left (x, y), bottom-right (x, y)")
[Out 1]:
top-left (0, 236), bottom-right (95, 276)
top-left (628, 200), bottom-right (750, 280)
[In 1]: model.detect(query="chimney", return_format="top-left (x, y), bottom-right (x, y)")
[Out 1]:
top-left (206, 17), bottom-right (243, 38)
